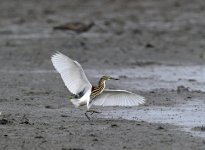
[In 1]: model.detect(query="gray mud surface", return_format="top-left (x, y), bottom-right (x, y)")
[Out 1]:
top-left (0, 0), bottom-right (205, 150)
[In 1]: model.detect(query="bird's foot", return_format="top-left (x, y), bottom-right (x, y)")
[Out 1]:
top-left (69, 94), bottom-right (76, 99)
top-left (87, 110), bottom-right (101, 115)
top-left (84, 110), bottom-right (101, 120)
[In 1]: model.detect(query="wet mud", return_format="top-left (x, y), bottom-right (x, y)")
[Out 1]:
top-left (0, 0), bottom-right (205, 150)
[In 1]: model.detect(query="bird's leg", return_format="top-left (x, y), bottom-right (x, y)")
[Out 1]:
top-left (84, 112), bottom-right (90, 120)
top-left (69, 94), bottom-right (79, 99)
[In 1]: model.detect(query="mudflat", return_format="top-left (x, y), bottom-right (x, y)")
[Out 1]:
top-left (0, 0), bottom-right (205, 150)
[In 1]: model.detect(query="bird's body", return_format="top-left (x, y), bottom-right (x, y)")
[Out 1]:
top-left (70, 76), bottom-right (117, 109)
top-left (51, 52), bottom-right (145, 119)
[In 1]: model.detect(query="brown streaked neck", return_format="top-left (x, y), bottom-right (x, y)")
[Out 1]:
top-left (91, 77), bottom-right (106, 91)
top-left (98, 77), bottom-right (106, 88)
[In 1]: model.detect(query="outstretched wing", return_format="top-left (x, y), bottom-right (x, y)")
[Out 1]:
top-left (51, 52), bottom-right (92, 95)
top-left (91, 89), bottom-right (145, 106)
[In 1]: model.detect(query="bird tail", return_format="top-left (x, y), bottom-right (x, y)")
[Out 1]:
top-left (70, 99), bottom-right (81, 108)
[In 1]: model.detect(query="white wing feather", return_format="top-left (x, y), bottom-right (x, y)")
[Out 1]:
top-left (51, 52), bottom-right (92, 95)
top-left (91, 89), bottom-right (145, 106)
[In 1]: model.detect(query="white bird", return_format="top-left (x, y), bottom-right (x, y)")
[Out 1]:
top-left (51, 52), bottom-right (145, 119)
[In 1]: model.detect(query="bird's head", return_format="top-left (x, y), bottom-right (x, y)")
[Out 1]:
top-left (101, 75), bottom-right (119, 81)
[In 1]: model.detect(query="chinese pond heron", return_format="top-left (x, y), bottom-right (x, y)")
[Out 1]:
top-left (51, 52), bottom-right (145, 119)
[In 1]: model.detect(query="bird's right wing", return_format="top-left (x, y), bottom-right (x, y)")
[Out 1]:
top-left (91, 89), bottom-right (145, 106)
top-left (51, 52), bottom-right (92, 95)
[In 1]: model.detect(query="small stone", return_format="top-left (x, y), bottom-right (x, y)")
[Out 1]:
top-left (59, 126), bottom-right (66, 130)
top-left (188, 79), bottom-right (196, 82)
top-left (111, 124), bottom-right (118, 127)
top-left (61, 115), bottom-right (69, 117)
top-left (35, 136), bottom-right (44, 139)
top-left (20, 115), bottom-right (31, 125)
top-left (200, 126), bottom-right (205, 131)
top-left (89, 134), bottom-right (96, 137)
top-left (0, 119), bottom-right (8, 125)
top-left (93, 138), bottom-right (98, 141)
top-left (145, 43), bottom-right (154, 48)
top-left (157, 126), bottom-right (164, 130)
top-left (45, 105), bottom-right (52, 109)
top-left (177, 86), bottom-right (189, 93)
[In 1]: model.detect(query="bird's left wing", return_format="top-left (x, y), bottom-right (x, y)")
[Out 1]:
top-left (91, 89), bottom-right (145, 106)
top-left (51, 52), bottom-right (92, 95)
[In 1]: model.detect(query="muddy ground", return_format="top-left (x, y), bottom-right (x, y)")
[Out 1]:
top-left (0, 0), bottom-right (205, 149)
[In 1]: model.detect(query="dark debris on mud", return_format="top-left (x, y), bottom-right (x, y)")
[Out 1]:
top-left (192, 126), bottom-right (205, 132)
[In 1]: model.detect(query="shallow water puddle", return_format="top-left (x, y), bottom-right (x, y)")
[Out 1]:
top-left (89, 65), bottom-right (205, 92)
top-left (90, 66), bottom-right (205, 82)
top-left (101, 100), bottom-right (205, 137)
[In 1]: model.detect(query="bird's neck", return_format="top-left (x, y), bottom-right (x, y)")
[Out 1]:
top-left (98, 78), bottom-right (106, 89)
